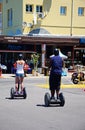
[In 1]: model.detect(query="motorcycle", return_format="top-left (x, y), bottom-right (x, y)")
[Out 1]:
top-left (71, 71), bottom-right (85, 84)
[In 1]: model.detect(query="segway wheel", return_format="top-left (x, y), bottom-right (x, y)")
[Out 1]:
top-left (59, 93), bottom-right (65, 106)
top-left (10, 88), bottom-right (14, 99)
top-left (23, 88), bottom-right (27, 99)
top-left (44, 93), bottom-right (50, 107)
top-left (73, 79), bottom-right (78, 84)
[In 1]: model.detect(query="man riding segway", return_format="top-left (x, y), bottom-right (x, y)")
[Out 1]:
top-left (49, 49), bottom-right (64, 100)
top-left (44, 49), bottom-right (65, 107)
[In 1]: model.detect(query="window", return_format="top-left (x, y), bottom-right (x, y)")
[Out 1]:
top-left (7, 8), bottom-right (13, 27)
top-left (26, 4), bottom-right (33, 12)
top-left (60, 6), bottom-right (67, 15)
top-left (78, 7), bottom-right (84, 16)
top-left (0, 12), bottom-right (2, 28)
top-left (0, 3), bottom-right (2, 12)
top-left (36, 5), bottom-right (42, 13)
top-left (6, 0), bottom-right (8, 4)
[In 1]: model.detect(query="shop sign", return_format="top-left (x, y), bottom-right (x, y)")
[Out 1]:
top-left (80, 38), bottom-right (85, 44)
top-left (4, 36), bottom-right (21, 43)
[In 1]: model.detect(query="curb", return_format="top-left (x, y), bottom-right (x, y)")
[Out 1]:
top-left (0, 72), bottom-right (72, 79)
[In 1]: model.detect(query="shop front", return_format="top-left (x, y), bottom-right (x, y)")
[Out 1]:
top-left (0, 35), bottom-right (83, 73)
top-left (0, 36), bottom-right (41, 73)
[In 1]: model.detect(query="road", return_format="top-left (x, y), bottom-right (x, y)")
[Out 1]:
top-left (0, 75), bottom-right (85, 130)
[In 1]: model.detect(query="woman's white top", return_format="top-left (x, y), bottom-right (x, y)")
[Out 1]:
top-left (16, 60), bottom-right (25, 74)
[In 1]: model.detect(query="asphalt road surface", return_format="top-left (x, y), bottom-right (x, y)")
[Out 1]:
top-left (0, 76), bottom-right (85, 130)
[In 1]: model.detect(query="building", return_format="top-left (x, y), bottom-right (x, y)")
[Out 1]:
top-left (0, 1), bottom-right (2, 34)
top-left (0, 0), bottom-right (85, 73)
top-left (2, 0), bottom-right (85, 36)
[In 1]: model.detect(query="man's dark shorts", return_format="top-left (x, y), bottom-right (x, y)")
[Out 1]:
top-left (49, 73), bottom-right (61, 91)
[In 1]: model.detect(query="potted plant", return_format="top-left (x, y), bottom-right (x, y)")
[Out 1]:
top-left (31, 53), bottom-right (39, 76)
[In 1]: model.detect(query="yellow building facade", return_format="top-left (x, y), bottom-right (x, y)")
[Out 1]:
top-left (2, 0), bottom-right (85, 36)
top-left (0, 0), bottom-right (85, 73)
top-left (0, 2), bottom-right (2, 34)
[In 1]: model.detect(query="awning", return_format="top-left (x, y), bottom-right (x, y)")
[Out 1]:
top-left (80, 38), bottom-right (85, 44)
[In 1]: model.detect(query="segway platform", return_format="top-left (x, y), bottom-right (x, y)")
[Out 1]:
top-left (10, 87), bottom-right (27, 99)
top-left (44, 92), bottom-right (65, 107)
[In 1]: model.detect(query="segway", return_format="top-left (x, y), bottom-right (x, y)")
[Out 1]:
top-left (10, 83), bottom-right (27, 99)
top-left (44, 92), bottom-right (65, 107)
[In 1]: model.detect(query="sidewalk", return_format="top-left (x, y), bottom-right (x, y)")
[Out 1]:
top-left (0, 73), bottom-right (45, 79)
top-left (0, 72), bottom-right (72, 79)
top-left (0, 74), bottom-right (14, 78)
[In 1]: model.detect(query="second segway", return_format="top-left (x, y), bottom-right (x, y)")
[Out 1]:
top-left (44, 92), bottom-right (65, 107)
top-left (10, 83), bottom-right (27, 99)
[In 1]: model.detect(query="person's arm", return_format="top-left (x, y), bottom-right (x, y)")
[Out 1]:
top-left (13, 62), bottom-right (17, 69)
top-left (48, 58), bottom-right (52, 71)
top-left (62, 59), bottom-right (65, 68)
top-left (24, 63), bottom-right (29, 70)
top-left (23, 61), bottom-right (26, 70)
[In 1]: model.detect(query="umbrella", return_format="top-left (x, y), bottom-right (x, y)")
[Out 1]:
top-left (59, 50), bottom-right (68, 59)
top-left (50, 49), bottom-right (68, 59)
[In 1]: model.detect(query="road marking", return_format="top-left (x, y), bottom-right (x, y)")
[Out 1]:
top-left (37, 84), bottom-right (85, 89)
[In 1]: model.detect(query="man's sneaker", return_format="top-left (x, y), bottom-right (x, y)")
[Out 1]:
top-left (57, 97), bottom-right (60, 102)
top-left (50, 96), bottom-right (55, 100)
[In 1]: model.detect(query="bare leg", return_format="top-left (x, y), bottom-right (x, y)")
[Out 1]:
top-left (51, 90), bottom-right (55, 98)
top-left (15, 77), bottom-right (19, 92)
top-left (56, 90), bottom-right (59, 99)
top-left (20, 77), bottom-right (24, 92)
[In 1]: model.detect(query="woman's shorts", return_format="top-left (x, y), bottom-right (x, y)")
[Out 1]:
top-left (49, 73), bottom-right (61, 91)
top-left (16, 73), bottom-right (24, 77)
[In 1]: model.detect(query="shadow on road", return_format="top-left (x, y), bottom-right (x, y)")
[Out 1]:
top-left (36, 104), bottom-right (63, 107)
top-left (5, 97), bottom-right (26, 100)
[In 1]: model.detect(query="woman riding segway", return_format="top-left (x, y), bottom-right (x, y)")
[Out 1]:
top-left (14, 54), bottom-right (25, 95)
